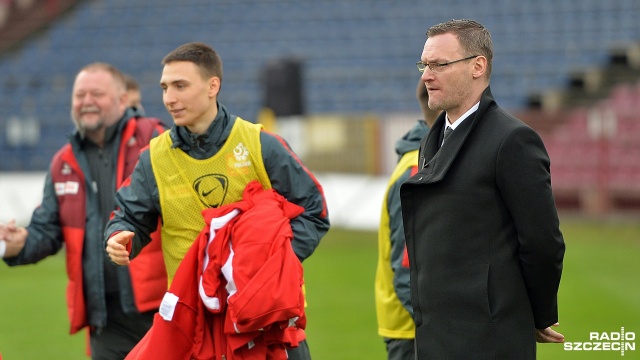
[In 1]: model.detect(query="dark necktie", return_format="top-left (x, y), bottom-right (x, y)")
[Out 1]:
top-left (443, 126), bottom-right (453, 144)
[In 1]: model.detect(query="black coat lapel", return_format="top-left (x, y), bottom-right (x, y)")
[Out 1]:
top-left (419, 113), bottom-right (446, 169)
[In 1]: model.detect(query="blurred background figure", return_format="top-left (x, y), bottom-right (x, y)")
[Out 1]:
top-left (375, 79), bottom-right (439, 360)
top-left (415, 78), bottom-right (440, 129)
top-left (0, 63), bottom-right (168, 360)
top-left (124, 73), bottom-right (146, 117)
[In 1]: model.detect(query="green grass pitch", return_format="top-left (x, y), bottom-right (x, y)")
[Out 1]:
top-left (1, 217), bottom-right (638, 359)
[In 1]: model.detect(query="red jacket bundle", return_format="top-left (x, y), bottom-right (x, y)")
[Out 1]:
top-left (126, 181), bottom-right (307, 360)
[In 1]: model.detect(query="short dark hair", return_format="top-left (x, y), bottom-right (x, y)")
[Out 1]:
top-left (123, 73), bottom-right (140, 91)
top-left (162, 42), bottom-right (223, 82)
top-left (427, 19), bottom-right (493, 78)
top-left (416, 79), bottom-right (439, 126)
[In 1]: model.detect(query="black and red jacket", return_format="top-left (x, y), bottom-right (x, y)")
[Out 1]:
top-left (5, 109), bottom-right (168, 334)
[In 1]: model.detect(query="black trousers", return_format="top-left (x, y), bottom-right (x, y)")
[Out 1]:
top-left (89, 300), bottom-right (155, 360)
top-left (385, 338), bottom-right (416, 360)
top-left (288, 339), bottom-right (312, 360)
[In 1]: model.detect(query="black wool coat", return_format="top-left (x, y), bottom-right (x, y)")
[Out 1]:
top-left (400, 86), bottom-right (565, 360)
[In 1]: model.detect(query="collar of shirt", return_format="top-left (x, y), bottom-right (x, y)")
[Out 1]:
top-left (445, 102), bottom-right (480, 131)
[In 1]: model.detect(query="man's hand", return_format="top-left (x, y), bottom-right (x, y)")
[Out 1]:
top-left (536, 323), bottom-right (564, 343)
top-left (0, 219), bottom-right (28, 258)
top-left (106, 231), bottom-right (134, 266)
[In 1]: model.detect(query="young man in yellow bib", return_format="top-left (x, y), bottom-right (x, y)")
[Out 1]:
top-left (375, 80), bottom-right (439, 360)
top-left (105, 42), bottom-right (330, 360)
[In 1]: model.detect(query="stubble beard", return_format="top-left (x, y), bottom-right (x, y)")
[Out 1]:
top-left (72, 110), bottom-right (105, 137)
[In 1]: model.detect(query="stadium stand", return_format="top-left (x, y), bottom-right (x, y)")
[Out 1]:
top-left (534, 81), bottom-right (640, 213)
top-left (1, 0), bottom-right (640, 212)
top-left (0, 0), bottom-right (80, 53)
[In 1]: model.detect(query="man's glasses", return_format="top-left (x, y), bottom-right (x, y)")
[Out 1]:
top-left (416, 55), bottom-right (478, 73)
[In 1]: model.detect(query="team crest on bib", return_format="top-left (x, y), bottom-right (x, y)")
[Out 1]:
top-left (233, 142), bottom-right (251, 168)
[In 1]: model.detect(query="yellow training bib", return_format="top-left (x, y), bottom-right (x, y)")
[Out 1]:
top-left (150, 118), bottom-right (271, 284)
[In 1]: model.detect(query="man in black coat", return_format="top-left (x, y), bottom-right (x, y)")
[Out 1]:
top-left (400, 19), bottom-right (566, 359)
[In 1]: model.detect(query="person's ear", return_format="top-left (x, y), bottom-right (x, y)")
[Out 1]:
top-left (119, 91), bottom-right (129, 109)
top-left (208, 77), bottom-right (221, 98)
top-left (471, 56), bottom-right (487, 79)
